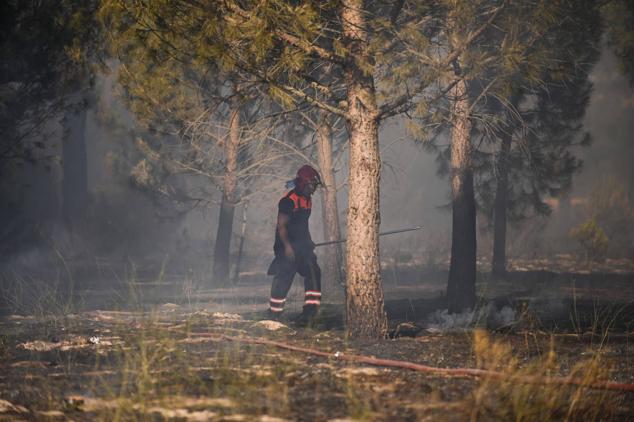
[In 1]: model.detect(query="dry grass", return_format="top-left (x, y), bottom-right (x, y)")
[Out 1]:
top-left (1, 260), bottom-right (632, 421)
top-left (467, 329), bottom-right (623, 421)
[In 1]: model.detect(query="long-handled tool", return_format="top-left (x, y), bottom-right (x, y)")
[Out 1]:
top-left (313, 225), bottom-right (422, 248)
top-left (268, 225), bottom-right (423, 276)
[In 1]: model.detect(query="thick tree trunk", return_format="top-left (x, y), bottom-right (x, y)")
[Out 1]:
top-left (316, 114), bottom-right (344, 296)
top-left (62, 94), bottom-right (88, 224)
top-left (212, 96), bottom-right (240, 286)
top-left (492, 131), bottom-right (511, 277)
top-left (447, 78), bottom-right (477, 313)
top-left (342, 0), bottom-right (388, 339)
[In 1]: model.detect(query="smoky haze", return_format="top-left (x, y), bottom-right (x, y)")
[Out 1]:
top-left (577, 48), bottom-right (634, 200)
top-left (4, 49), bottom-right (634, 272)
top-left (1, 44), bottom-right (633, 298)
top-left (3, 4), bottom-right (634, 419)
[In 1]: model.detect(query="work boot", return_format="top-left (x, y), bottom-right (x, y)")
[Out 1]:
top-left (266, 309), bottom-right (283, 321)
top-left (293, 304), bottom-right (319, 327)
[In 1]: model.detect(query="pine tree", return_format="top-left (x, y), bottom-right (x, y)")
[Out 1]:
top-left (474, 0), bottom-right (603, 276)
top-left (387, 0), bottom-right (516, 312)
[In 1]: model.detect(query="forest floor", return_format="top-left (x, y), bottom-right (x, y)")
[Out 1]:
top-left (1, 258), bottom-right (634, 421)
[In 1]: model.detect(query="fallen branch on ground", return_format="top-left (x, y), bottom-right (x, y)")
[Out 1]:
top-left (188, 332), bottom-right (634, 393)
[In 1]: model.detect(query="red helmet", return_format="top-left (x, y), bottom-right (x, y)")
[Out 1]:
top-left (295, 165), bottom-right (322, 190)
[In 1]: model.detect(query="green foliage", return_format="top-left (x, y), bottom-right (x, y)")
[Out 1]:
top-left (268, 85), bottom-right (296, 109)
top-left (395, 0), bottom-right (601, 215)
top-left (99, 0), bottom-right (318, 217)
top-left (570, 219), bottom-right (609, 263)
top-left (100, 1), bottom-right (234, 206)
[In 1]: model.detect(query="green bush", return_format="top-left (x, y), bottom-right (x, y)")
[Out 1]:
top-left (569, 219), bottom-right (608, 263)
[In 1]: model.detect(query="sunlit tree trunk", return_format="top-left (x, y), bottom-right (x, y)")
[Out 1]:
top-left (447, 78), bottom-right (477, 313)
top-left (212, 94), bottom-right (240, 286)
top-left (316, 114), bottom-right (344, 296)
top-left (62, 92), bottom-right (88, 225)
top-left (342, 0), bottom-right (388, 338)
top-left (492, 131), bottom-right (511, 277)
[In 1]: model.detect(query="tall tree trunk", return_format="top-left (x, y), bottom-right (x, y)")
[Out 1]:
top-left (62, 93), bottom-right (88, 225)
top-left (232, 202), bottom-right (248, 285)
top-left (447, 78), bottom-right (477, 313)
top-left (212, 95), bottom-right (240, 286)
top-left (316, 114), bottom-right (344, 297)
top-left (492, 131), bottom-right (511, 277)
top-left (342, 0), bottom-right (388, 339)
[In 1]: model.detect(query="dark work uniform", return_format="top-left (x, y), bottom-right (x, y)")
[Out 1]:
top-left (268, 189), bottom-right (321, 313)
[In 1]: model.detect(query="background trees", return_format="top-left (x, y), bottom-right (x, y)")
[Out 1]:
top-left (0, 0), bottom-right (102, 254)
top-left (0, 1), bottom-right (99, 168)
top-left (476, 0), bottom-right (602, 276)
top-left (388, 0), bottom-right (532, 311)
top-left (102, 2), bottom-right (316, 285)
top-left (99, 0), bottom-right (621, 331)
top-left (2, 0), bottom-right (629, 339)
top-left (394, 1), bottom-right (604, 309)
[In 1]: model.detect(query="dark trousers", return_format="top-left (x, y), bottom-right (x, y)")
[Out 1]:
top-left (269, 250), bottom-right (321, 312)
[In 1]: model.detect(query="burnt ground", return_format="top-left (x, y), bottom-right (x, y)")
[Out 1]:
top-left (0, 262), bottom-right (633, 421)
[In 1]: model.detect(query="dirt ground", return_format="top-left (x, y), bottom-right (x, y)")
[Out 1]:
top-left (1, 262), bottom-right (633, 421)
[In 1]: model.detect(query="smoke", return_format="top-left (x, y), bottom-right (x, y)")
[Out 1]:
top-left (424, 304), bottom-right (516, 332)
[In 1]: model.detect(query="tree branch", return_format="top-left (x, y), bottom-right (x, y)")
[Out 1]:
top-left (189, 332), bottom-right (634, 393)
top-left (224, 2), bottom-right (342, 65)
top-left (378, 2), bottom-right (507, 120)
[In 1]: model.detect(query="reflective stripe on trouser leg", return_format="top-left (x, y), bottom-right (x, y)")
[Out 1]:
top-left (269, 297), bottom-right (286, 312)
top-left (304, 290), bottom-right (321, 306)
top-left (270, 256), bottom-right (297, 312)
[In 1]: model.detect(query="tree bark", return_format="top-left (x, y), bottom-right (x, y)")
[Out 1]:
top-left (491, 131), bottom-right (511, 277)
top-left (447, 78), bottom-right (477, 313)
top-left (212, 95), bottom-right (240, 286)
top-left (62, 93), bottom-right (88, 225)
top-left (316, 114), bottom-right (344, 297)
top-left (342, 0), bottom-right (388, 339)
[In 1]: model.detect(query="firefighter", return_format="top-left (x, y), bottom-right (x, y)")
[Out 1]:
top-left (267, 165), bottom-right (322, 325)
